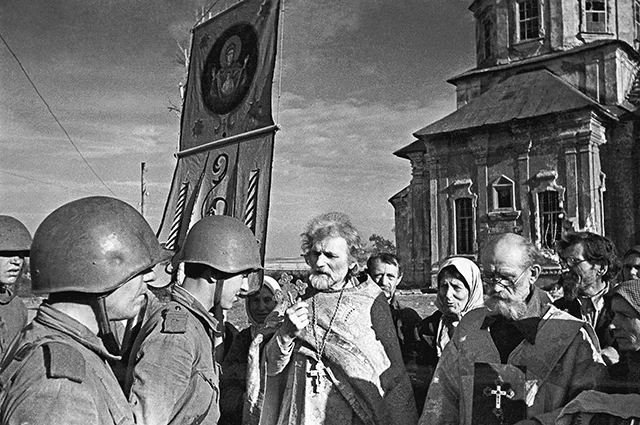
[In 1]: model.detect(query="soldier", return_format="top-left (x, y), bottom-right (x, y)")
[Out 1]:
top-left (126, 215), bottom-right (262, 425)
top-left (0, 196), bottom-right (169, 424)
top-left (0, 216), bottom-right (31, 358)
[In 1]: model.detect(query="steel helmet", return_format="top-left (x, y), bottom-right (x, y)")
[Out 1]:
top-left (177, 215), bottom-right (262, 274)
top-left (0, 215), bottom-right (32, 252)
top-left (30, 196), bottom-right (172, 295)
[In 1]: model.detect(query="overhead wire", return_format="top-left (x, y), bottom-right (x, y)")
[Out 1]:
top-left (0, 169), bottom-right (97, 196)
top-left (0, 31), bottom-right (117, 197)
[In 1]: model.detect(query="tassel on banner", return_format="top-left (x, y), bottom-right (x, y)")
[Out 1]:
top-left (244, 169), bottom-right (260, 233)
top-left (165, 181), bottom-right (189, 251)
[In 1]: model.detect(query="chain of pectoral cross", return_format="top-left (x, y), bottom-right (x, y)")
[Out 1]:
top-left (308, 287), bottom-right (346, 393)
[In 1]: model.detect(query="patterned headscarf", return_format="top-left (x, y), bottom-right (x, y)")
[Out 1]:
top-left (433, 256), bottom-right (484, 355)
top-left (612, 279), bottom-right (640, 317)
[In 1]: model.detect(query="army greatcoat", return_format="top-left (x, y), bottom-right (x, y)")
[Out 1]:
top-left (126, 285), bottom-right (222, 425)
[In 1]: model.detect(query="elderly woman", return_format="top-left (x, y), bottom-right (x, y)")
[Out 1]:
top-left (622, 245), bottom-right (640, 281)
top-left (219, 276), bottom-right (282, 425)
top-left (417, 256), bottom-right (484, 367)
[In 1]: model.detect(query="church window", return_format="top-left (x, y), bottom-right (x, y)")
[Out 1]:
top-left (492, 176), bottom-right (515, 209)
top-left (584, 0), bottom-right (607, 33)
top-left (538, 190), bottom-right (563, 249)
top-left (455, 198), bottom-right (475, 255)
top-left (517, 0), bottom-right (541, 41)
top-left (479, 12), bottom-right (494, 61)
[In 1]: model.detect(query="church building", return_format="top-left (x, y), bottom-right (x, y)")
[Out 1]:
top-left (392, 0), bottom-right (640, 288)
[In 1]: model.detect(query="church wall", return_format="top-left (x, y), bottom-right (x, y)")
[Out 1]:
top-left (601, 120), bottom-right (640, 254)
top-left (453, 43), bottom-right (635, 110)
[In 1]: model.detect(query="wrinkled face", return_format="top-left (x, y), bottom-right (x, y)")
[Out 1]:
top-left (438, 270), bottom-right (469, 316)
top-left (623, 254), bottom-right (640, 281)
top-left (219, 273), bottom-right (250, 311)
top-left (0, 251), bottom-right (26, 286)
top-left (368, 259), bottom-right (401, 302)
top-left (610, 295), bottom-right (640, 352)
top-left (560, 243), bottom-right (606, 297)
top-left (105, 268), bottom-right (156, 321)
top-left (307, 236), bottom-right (354, 291)
top-left (248, 285), bottom-right (277, 324)
top-left (481, 241), bottom-right (533, 320)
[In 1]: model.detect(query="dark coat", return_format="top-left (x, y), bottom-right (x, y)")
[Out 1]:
top-left (553, 292), bottom-right (615, 351)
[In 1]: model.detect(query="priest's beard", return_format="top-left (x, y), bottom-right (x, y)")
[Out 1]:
top-left (485, 296), bottom-right (528, 321)
top-left (309, 273), bottom-right (342, 291)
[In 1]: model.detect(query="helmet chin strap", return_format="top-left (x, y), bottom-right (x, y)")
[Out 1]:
top-left (91, 295), bottom-right (121, 356)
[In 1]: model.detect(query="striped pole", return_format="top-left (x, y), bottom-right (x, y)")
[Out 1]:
top-left (165, 181), bottom-right (189, 251)
top-left (244, 169), bottom-right (260, 233)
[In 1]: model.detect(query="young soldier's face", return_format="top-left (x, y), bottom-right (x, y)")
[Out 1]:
top-left (105, 268), bottom-right (156, 320)
top-left (0, 252), bottom-right (25, 286)
top-left (219, 273), bottom-right (250, 310)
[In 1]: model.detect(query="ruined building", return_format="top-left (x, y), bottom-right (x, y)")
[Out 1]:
top-left (392, 0), bottom-right (640, 287)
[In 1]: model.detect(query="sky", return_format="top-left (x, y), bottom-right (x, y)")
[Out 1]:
top-left (0, 0), bottom-right (476, 258)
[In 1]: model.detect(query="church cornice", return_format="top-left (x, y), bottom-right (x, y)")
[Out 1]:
top-left (448, 39), bottom-right (639, 86)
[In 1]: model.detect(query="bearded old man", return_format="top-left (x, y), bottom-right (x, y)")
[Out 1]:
top-left (420, 233), bottom-right (607, 425)
top-left (255, 212), bottom-right (418, 425)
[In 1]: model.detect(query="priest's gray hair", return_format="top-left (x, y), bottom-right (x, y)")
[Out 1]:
top-left (301, 212), bottom-right (368, 275)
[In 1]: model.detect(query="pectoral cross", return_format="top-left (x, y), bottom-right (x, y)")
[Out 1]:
top-left (306, 362), bottom-right (323, 394)
top-left (483, 377), bottom-right (515, 420)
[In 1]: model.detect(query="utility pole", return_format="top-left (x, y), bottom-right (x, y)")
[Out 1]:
top-left (140, 162), bottom-right (147, 217)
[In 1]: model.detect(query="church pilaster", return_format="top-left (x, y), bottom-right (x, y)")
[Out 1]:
top-left (516, 142), bottom-right (531, 240)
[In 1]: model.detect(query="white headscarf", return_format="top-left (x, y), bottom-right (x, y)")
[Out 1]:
top-left (245, 275), bottom-right (282, 336)
top-left (434, 256), bottom-right (484, 355)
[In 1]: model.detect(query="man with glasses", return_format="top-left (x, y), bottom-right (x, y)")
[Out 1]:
top-left (125, 215), bottom-right (262, 425)
top-left (420, 233), bottom-right (606, 425)
top-left (554, 231), bottom-right (620, 365)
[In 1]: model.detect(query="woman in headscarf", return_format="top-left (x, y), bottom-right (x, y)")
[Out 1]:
top-left (417, 256), bottom-right (484, 367)
top-left (219, 275), bottom-right (282, 425)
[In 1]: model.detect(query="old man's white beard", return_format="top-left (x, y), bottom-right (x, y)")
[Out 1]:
top-left (485, 296), bottom-right (528, 321)
top-left (309, 273), bottom-right (334, 291)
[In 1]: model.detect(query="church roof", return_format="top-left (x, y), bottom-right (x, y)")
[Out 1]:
top-left (413, 68), bottom-right (615, 139)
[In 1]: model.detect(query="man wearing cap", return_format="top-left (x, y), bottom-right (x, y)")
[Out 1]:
top-left (0, 216), bottom-right (31, 359)
top-left (126, 215), bottom-right (263, 425)
top-left (0, 197), bottom-right (169, 424)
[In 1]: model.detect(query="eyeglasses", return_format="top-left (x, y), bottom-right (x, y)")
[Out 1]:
top-left (559, 257), bottom-right (589, 270)
top-left (481, 267), bottom-right (529, 290)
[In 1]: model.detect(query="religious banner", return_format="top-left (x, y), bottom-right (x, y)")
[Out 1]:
top-left (157, 0), bottom-right (281, 268)
top-left (472, 363), bottom-right (527, 425)
top-left (181, 0), bottom-right (281, 150)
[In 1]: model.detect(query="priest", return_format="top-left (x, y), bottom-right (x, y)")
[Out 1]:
top-left (256, 212), bottom-right (418, 425)
top-left (420, 233), bottom-right (607, 425)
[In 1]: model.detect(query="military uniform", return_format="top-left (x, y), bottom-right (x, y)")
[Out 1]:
top-left (0, 303), bottom-right (134, 425)
top-left (0, 290), bottom-right (27, 359)
top-left (126, 284), bottom-right (222, 425)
